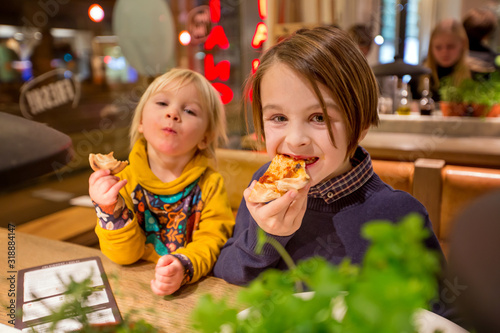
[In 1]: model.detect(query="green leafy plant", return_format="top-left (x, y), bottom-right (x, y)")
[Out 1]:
top-left (439, 73), bottom-right (500, 116)
top-left (25, 273), bottom-right (158, 333)
top-left (191, 213), bottom-right (441, 333)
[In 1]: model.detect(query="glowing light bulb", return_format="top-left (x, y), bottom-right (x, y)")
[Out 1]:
top-left (179, 30), bottom-right (191, 45)
top-left (89, 4), bottom-right (104, 23)
top-left (374, 35), bottom-right (384, 45)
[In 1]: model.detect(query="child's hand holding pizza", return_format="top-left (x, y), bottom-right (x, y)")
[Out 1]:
top-left (244, 154), bottom-right (311, 236)
top-left (88, 152), bottom-right (128, 206)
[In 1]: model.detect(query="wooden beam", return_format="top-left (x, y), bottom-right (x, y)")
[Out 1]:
top-left (412, 158), bottom-right (446, 237)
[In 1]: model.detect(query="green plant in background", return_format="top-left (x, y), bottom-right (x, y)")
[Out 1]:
top-left (440, 72), bottom-right (500, 111)
top-left (191, 213), bottom-right (441, 333)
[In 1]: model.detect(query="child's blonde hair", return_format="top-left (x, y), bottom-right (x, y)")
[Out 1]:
top-left (246, 26), bottom-right (379, 159)
top-left (129, 68), bottom-right (227, 159)
top-left (425, 19), bottom-right (471, 91)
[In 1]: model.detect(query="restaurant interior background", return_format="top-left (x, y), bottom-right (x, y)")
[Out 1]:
top-left (1, 0), bottom-right (500, 227)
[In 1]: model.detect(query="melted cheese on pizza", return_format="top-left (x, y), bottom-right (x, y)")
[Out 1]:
top-left (248, 154), bottom-right (310, 203)
top-left (258, 154), bottom-right (308, 191)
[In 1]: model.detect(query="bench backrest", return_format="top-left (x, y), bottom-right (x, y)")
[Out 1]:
top-left (439, 165), bottom-right (500, 254)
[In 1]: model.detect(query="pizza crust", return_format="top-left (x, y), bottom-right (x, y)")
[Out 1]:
top-left (89, 152), bottom-right (128, 174)
top-left (248, 154), bottom-right (310, 203)
top-left (248, 182), bottom-right (282, 203)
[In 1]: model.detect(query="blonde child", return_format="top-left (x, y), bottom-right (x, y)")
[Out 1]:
top-left (213, 26), bottom-right (451, 315)
top-left (418, 19), bottom-right (471, 101)
top-left (89, 68), bottom-right (234, 295)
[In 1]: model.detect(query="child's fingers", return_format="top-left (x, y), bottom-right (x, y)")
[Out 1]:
top-left (286, 190), bottom-right (307, 219)
top-left (243, 180), bottom-right (257, 200)
top-left (261, 189), bottom-right (298, 216)
top-left (107, 179), bottom-right (127, 197)
top-left (157, 255), bottom-right (176, 267)
top-left (153, 271), bottom-right (172, 284)
top-left (150, 279), bottom-right (172, 296)
top-left (284, 183), bottom-right (310, 213)
top-left (88, 169), bottom-right (111, 185)
top-left (155, 263), bottom-right (180, 278)
top-left (155, 255), bottom-right (181, 277)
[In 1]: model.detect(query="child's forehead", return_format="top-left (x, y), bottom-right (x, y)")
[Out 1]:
top-left (433, 32), bottom-right (461, 42)
top-left (153, 79), bottom-right (198, 95)
top-left (262, 63), bottom-right (337, 98)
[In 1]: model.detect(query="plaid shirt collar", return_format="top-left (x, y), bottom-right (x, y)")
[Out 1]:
top-left (308, 146), bottom-right (373, 203)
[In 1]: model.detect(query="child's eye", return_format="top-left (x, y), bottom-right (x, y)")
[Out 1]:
top-left (157, 101), bottom-right (168, 106)
top-left (311, 114), bottom-right (325, 123)
top-left (184, 108), bottom-right (196, 115)
top-left (270, 115), bottom-right (287, 122)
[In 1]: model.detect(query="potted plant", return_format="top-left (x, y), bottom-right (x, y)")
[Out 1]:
top-left (191, 214), bottom-right (458, 333)
top-left (439, 74), bottom-right (500, 117)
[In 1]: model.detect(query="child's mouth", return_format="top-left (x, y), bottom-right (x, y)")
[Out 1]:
top-left (304, 157), bottom-right (318, 166)
top-left (163, 127), bottom-right (177, 134)
top-left (285, 154), bottom-right (318, 165)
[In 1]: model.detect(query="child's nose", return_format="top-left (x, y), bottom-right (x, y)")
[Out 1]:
top-left (166, 110), bottom-right (180, 121)
top-left (285, 127), bottom-right (310, 147)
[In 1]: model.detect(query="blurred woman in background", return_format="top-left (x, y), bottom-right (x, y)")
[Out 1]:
top-left (423, 19), bottom-right (471, 101)
top-left (412, 19), bottom-right (471, 102)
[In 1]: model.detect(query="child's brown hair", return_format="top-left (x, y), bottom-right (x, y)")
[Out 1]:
top-left (246, 26), bottom-right (379, 159)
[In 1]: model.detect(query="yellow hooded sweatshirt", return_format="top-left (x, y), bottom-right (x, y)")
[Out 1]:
top-left (94, 139), bottom-right (234, 284)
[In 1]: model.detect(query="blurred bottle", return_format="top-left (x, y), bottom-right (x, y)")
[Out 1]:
top-left (419, 77), bottom-right (435, 116)
top-left (396, 81), bottom-right (411, 115)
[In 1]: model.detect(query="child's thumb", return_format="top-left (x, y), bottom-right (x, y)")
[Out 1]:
top-left (156, 255), bottom-right (174, 267)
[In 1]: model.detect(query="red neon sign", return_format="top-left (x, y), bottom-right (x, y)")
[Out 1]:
top-left (204, 25), bottom-right (229, 50)
top-left (258, 0), bottom-right (267, 19)
top-left (251, 22), bottom-right (268, 49)
top-left (203, 0), bottom-right (233, 104)
top-left (204, 54), bottom-right (230, 81)
top-left (209, 0), bottom-right (221, 23)
top-left (251, 59), bottom-right (260, 74)
top-left (251, 0), bottom-right (267, 74)
top-left (211, 83), bottom-right (233, 104)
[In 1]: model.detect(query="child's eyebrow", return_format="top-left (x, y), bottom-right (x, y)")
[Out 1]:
top-left (305, 101), bottom-right (338, 111)
top-left (262, 104), bottom-right (282, 113)
top-left (152, 91), bottom-right (169, 98)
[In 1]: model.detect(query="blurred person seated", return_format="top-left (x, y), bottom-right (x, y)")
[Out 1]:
top-left (31, 28), bottom-right (55, 78)
top-left (347, 24), bottom-right (373, 58)
top-left (463, 7), bottom-right (499, 75)
top-left (446, 190), bottom-right (500, 333)
top-left (410, 19), bottom-right (471, 102)
top-left (0, 38), bottom-right (21, 103)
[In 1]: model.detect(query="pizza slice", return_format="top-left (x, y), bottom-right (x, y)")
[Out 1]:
top-left (89, 152), bottom-right (128, 174)
top-left (248, 154), bottom-right (310, 203)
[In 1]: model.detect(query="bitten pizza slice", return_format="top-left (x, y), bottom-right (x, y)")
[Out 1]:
top-left (89, 152), bottom-right (128, 175)
top-left (248, 154), bottom-right (310, 203)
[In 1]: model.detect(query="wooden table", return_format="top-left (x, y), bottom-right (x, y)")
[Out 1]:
top-left (0, 228), bottom-right (243, 332)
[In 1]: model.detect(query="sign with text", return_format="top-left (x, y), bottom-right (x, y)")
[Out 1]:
top-left (19, 68), bottom-right (81, 119)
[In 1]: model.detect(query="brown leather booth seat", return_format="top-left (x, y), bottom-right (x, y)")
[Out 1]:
top-left (372, 159), bottom-right (414, 194)
top-left (439, 166), bottom-right (500, 255)
top-left (216, 149), bottom-right (270, 213)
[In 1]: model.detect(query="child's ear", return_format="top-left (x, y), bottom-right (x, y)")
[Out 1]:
top-left (138, 117), bottom-right (144, 133)
top-left (197, 133), bottom-right (210, 150)
top-left (358, 127), bottom-right (370, 143)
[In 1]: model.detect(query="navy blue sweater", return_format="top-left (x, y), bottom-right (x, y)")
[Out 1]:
top-left (213, 162), bottom-right (467, 325)
top-left (214, 164), bottom-right (443, 284)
